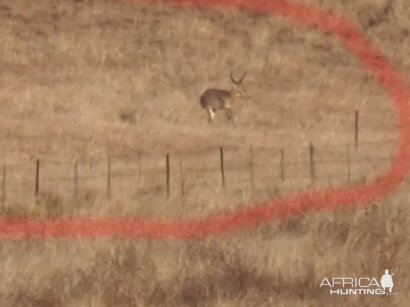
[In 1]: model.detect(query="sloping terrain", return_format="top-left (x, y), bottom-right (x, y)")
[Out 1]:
top-left (0, 0), bottom-right (407, 162)
top-left (0, 0), bottom-right (409, 306)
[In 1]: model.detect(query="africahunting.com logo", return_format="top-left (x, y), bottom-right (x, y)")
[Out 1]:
top-left (320, 269), bottom-right (398, 296)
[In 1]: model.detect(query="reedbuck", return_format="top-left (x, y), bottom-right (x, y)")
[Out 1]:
top-left (200, 71), bottom-right (247, 123)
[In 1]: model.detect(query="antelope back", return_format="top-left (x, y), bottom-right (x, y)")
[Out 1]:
top-left (200, 88), bottom-right (231, 110)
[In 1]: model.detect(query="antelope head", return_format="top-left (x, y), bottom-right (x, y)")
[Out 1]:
top-left (229, 71), bottom-right (247, 98)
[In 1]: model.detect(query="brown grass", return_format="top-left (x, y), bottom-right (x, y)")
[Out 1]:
top-left (0, 0), bottom-right (409, 305)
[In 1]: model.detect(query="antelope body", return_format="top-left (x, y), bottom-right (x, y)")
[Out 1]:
top-left (200, 71), bottom-right (247, 123)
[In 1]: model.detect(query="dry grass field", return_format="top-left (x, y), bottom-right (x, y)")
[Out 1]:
top-left (0, 0), bottom-right (409, 306)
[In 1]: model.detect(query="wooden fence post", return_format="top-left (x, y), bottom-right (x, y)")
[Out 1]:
top-left (249, 146), bottom-right (255, 193)
top-left (1, 165), bottom-right (6, 207)
top-left (138, 153), bottom-right (142, 176)
top-left (179, 156), bottom-right (184, 202)
top-left (309, 143), bottom-right (315, 183)
top-left (280, 148), bottom-right (285, 181)
top-left (355, 110), bottom-right (359, 150)
top-left (220, 146), bottom-right (226, 189)
top-left (107, 156), bottom-right (111, 200)
top-left (35, 159), bottom-right (40, 196)
top-left (166, 153), bottom-right (170, 198)
top-left (74, 160), bottom-right (79, 200)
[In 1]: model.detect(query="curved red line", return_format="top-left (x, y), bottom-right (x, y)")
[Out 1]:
top-left (1, 0), bottom-right (409, 240)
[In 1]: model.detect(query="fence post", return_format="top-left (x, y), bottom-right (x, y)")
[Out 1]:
top-left (107, 156), bottom-right (111, 200)
top-left (74, 160), bottom-right (79, 200)
top-left (138, 153), bottom-right (142, 176)
top-left (35, 159), bottom-right (40, 196)
top-left (280, 148), bottom-right (285, 181)
top-left (346, 144), bottom-right (351, 183)
top-left (166, 153), bottom-right (170, 198)
top-left (355, 110), bottom-right (359, 150)
top-left (309, 143), bottom-right (315, 183)
top-left (220, 146), bottom-right (226, 189)
top-left (179, 156), bottom-right (184, 203)
top-left (249, 146), bottom-right (255, 193)
top-left (1, 165), bottom-right (6, 207)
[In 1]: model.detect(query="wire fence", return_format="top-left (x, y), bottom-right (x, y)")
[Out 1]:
top-left (0, 138), bottom-right (398, 207)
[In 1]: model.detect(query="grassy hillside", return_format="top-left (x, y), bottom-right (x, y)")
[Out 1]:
top-left (0, 0), bottom-right (409, 306)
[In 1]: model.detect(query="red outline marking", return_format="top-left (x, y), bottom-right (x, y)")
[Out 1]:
top-left (1, 0), bottom-right (409, 240)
